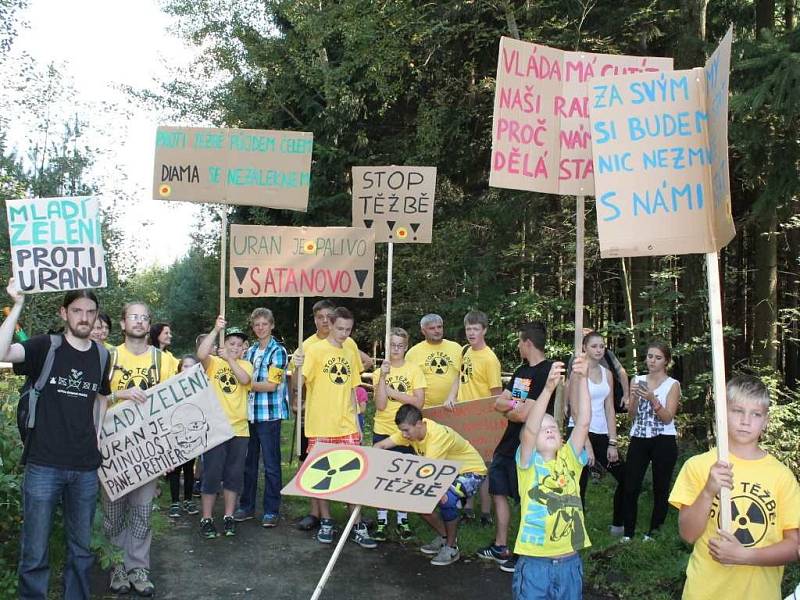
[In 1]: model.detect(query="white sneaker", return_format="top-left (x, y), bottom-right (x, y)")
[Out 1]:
top-left (642, 534), bottom-right (655, 542)
top-left (430, 545), bottom-right (460, 566)
top-left (620, 536), bottom-right (633, 544)
top-left (420, 536), bottom-right (446, 555)
top-left (609, 525), bottom-right (625, 537)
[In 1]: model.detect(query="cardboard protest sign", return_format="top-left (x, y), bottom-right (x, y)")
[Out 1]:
top-left (490, 37), bottom-right (673, 196)
top-left (98, 364), bottom-right (234, 501)
top-left (229, 225), bottom-right (375, 298)
top-left (6, 196), bottom-right (107, 293)
top-left (589, 29), bottom-right (735, 257)
top-left (153, 126), bottom-right (313, 211)
top-left (351, 166), bottom-right (437, 243)
top-left (282, 443), bottom-right (460, 513)
top-left (423, 396), bottom-right (505, 462)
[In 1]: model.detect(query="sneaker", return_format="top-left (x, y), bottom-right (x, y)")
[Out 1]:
top-left (620, 536), bottom-right (633, 544)
top-left (223, 515), bottom-right (236, 537)
top-left (351, 522), bottom-right (378, 549)
top-left (373, 519), bottom-right (388, 542)
top-left (262, 513), bottom-right (279, 528)
top-left (183, 500), bottom-right (199, 515)
top-left (643, 533), bottom-right (654, 542)
top-left (430, 544), bottom-right (460, 566)
top-left (296, 514), bottom-right (321, 531)
top-left (395, 520), bottom-right (415, 542)
top-left (480, 513), bottom-right (494, 527)
top-left (234, 508), bottom-right (254, 522)
top-left (476, 544), bottom-right (511, 564)
top-left (168, 502), bottom-right (182, 519)
top-left (420, 535), bottom-right (447, 555)
top-left (200, 517), bottom-right (218, 539)
top-left (317, 518), bottom-right (335, 544)
top-left (192, 480), bottom-right (201, 498)
top-left (461, 508), bottom-right (476, 521)
top-left (609, 525), bottom-right (625, 537)
top-left (127, 567), bottom-right (154, 597)
top-left (499, 555), bottom-right (517, 573)
top-left (109, 564), bottom-right (130, 594)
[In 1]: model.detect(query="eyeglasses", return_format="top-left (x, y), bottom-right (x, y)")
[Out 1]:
top-left (126, 314), bottom-right (151, 322)
top-left (390, 343), bottom-right (407, 349)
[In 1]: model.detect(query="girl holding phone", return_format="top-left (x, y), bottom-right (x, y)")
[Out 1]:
top-left (622, 341), bottom-right (681, 541)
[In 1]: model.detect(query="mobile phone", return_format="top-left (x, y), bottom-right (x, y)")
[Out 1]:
top-left (638, 380), bottom-right (648, 391)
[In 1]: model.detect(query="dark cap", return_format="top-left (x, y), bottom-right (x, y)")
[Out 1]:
top-left (225, 327), bottom-right (248, 341)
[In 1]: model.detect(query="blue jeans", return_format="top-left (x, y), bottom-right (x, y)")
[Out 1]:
top-left (19, 464), bottom-right (99, 600)
top-left (239, 420), bottom-right (282, 516)
top-left (512, 553), bottom-right (583, 600)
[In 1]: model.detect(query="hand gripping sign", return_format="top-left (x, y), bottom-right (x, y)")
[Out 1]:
top-left (282, 443), bottom-right (461, 514)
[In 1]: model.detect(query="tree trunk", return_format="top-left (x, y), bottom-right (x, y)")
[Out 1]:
top-left (751, 211), bottom-right (779, 367)
top-left (757, 0), bottom-right (776, 34)
top-left (679, 0), bottom-right (709, 68)
top-left (786, 0), bottom-right (796, 29)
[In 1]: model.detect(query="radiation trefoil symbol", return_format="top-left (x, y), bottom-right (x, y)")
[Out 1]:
top-left (297, 448), bottom-right (367, 496)
top-left (721, 495), bottom-right (768, 547)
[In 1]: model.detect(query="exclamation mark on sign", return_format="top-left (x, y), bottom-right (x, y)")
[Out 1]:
top-left (354, 270), bottom-right (369, 297)
top-left (410, 223), bottom-right (420, 241)
top-left (386, 221), bottom-right (396, 240)
top-left (233, 267), bottom-right (248, 295)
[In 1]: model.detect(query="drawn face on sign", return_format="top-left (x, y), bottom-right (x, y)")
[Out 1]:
top-left (170, 403), bottom-right (209, 453)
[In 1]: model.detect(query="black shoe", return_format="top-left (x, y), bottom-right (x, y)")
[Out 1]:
top-left (296, 514), bottom-right (321, 531)
top-left (223, 515), bottom-right (236, 537)
top-left (499, 555), bottom-right (517, 573)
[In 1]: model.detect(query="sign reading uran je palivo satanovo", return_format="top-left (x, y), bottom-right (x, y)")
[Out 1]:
top-left (98, 364), bottom-right (234, 501)
top-left (351, 166), bottom-right (437, 243)
top-left (588, 28), bottom-right (735, 257)
top-left (490, 37), bottom-right (674, 196)
top-left (229, 225), bottom-right (376, 298)
top-left (281, 443), bottom-right (461, 513)
top-left (153, 126), bottom-right (313, 211)
top-left (5, 196), bottom-right (107, 293)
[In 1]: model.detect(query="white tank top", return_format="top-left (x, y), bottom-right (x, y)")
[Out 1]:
top-left (630, 374), bottom-right (678, 438)
top-left (568, 365), bottom-right (612, 434)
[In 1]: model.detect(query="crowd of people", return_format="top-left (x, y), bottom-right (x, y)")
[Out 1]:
top-left (1, 278), bottom-right (799, 600)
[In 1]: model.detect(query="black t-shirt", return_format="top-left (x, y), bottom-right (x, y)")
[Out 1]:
top-left (493, 359), bottom-right (554, 457)
top-left (14, 334), bottom-right (111, 470)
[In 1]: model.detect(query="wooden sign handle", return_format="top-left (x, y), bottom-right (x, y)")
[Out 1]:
top-left (574, 195), bottom-right (585, 355)
top-left (219, 209), bottom-right (228, 347)
top-left (309, 506), bottom-right (362, 600)
top-left (296, 297), bottom-right (304, 457)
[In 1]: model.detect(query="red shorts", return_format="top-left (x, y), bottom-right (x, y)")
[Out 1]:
top-left (307, 432), bottom-right (362, 453)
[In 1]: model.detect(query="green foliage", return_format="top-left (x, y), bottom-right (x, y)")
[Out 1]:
top-left (0, 372), bottom-right (23, 597)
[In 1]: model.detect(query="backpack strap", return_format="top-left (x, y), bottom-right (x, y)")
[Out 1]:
top-left (109, 347), bottom-right (119, 382)
top-left (94, 341), bottom-right (109, 382)
top-left (151, 346), bottom-right (162, 383)
top-left (27, 334), bottom-right (63, 429)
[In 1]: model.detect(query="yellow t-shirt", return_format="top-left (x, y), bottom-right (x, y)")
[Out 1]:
top-left (109, 344), bottom-right (171, 401)
top-left (390, 419), bottom-right (487, 475)
top-left (669, 449), bottom-right (800, 600)
top-left (299, 334), bottom-right (365, 374)
top-left (515, 442), bottom-right (591, 557)
top-left (458, 346), bottom-right (502, 402)
top-left (405, 339), bottom-right (462, 408)
top-left (372, 362), bottom-right (427, 436)
top-left (205, 355), bottom-right (253, 437)
top-left (302, 339), bottom-right (361, 437)
top-left (162, 350), bottom-right (180, 379)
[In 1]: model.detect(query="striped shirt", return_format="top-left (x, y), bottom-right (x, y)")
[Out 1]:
top-left (245, 337), bottom-right (289, 422)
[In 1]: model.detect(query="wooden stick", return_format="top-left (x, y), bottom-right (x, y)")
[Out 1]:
top-left (706, 251), bottom-right (731, 532)
top-left (309, 506), bottom-right (361, 600)
top-left (384, 242), bottom-right (394, 358)
top-left (296, 297), bottom-right (305, 457)
top-left (219, 209), bottom-right (228, 347)
top-left (574, 195), bottom-right (585, 355)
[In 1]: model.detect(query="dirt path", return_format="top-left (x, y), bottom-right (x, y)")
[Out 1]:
top-left (92, 514), bottom-right (514, 599)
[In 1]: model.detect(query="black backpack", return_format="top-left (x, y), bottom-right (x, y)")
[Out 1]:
top-left (17, 335), bottom-right (109, 448)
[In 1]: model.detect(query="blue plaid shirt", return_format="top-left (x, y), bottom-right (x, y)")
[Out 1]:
top-left (245, 337), bottom-right (289, 422)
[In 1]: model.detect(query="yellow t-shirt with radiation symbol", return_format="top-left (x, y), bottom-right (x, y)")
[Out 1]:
top-left (372, 362), bottom-right (427, 436)
top-left (109, 344), bottom-right (171, 400)
top-left (303, 340), bottom-right (362, 437)
top-left (390, 419), bottom-right (487, 475)
top-left (669, 449), bottom-right (800, 600)
top-left (205, 355), bottom-right (253, 436)
top-left (457, 346), bottom-right (502, 402)
top-left (515, 441), bottom-right (590, 557)
top-left (406, 340), bottom-right (462, 408)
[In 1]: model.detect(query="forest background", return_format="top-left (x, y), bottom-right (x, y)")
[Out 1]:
top-left (0, 0), bottom-right (798, 596)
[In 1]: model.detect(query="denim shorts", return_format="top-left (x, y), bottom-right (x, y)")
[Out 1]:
top-left (512, 553), bottom-right (583, 600)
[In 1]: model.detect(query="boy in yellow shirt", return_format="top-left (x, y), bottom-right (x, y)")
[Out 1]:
top-left (513, 357), bottom-right (591, 599)
top-left (376, 404), bottom-right (487, 566)
top-left (298, 306), bottom-right (376, 549)
top-left (196, 316), bottom-right (253, 539)
top-left (372, 327), bottom-right (426, 541)
top-left (669, 375), bottom-right (800, 600)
